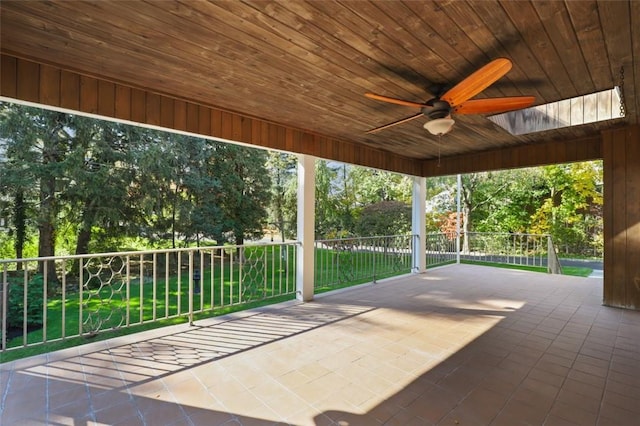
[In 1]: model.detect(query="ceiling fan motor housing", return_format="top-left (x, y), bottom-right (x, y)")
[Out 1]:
top-left (424, 99), bottom-right (451, 119)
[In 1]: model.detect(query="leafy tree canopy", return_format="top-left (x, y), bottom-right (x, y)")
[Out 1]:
top-left (354, 200), bottom-right (411, 237)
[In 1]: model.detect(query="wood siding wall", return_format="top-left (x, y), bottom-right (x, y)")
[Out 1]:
top-left (603, 125), bottom-right (640, 309)
top-left (0, 54), bottom-right (422, 176)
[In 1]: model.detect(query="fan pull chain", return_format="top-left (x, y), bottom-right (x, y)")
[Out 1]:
top-left (619, 66), bottom-right (626, 117)
top-left (437, 134), bottom-right (442, 167)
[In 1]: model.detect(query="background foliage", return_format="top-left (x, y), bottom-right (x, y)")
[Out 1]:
top-left (1, 103), bottom-right (602, 261)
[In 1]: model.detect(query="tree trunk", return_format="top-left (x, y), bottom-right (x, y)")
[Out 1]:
top-left (38, 176), bottom-right (57, 282)
top-left (212, 230), bottom-right (224, 246)
top-left (461, 181), bottom-right (473, 254)
top-left (279, 217), bottom-right (286, 243)
top-left (75, 199), bottom-right (97, 256)
top-left (70, 225), bottom-right (91, 281)
top-left (75, 228), bottom-right (91, 256)
top-left (462, 206), bottom-right (471, 253)
top-left (13, 190), bottom-right (26, 267)
top-left (235, 226), bottom-right (244, 259)
top-left (171, 184), bottom-right (179, 249)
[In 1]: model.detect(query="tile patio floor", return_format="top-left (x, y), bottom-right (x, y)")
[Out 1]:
top-left (1, 264), bottom-right (640, 425)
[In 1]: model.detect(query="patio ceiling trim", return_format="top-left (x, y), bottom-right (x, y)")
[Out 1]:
top-left (0, 54), bottom-right (423, 177)
top-left (422, 133), bottom-right (603, 177)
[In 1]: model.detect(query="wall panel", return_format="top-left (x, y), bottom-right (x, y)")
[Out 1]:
top-left (130, 88), bottom-right (146, 123)
top-left (186, 102), bottom-right (199, 133)
top-left (17, 60), bottom-right (39, 102)
top-left (603, 130), bottom-right (615, 304)
top-left (1, 56), bottom-right (18, 98)
top-left (145, 93), bottom-right (161, 126)
top-left (174, 100), bottom-right (187, 132)
top-left (79, 76), bottom-right (98, 114)
top-left (198, 105), bottom-right (211, 135)
top-left (624, 126), bottom-right (640, 308)
top-left (603, 125), bottom-right (640, 309)
top-left (211, 109), bottom-right (222, 137)
top-left (97, 80), bottom-right (115, 117)
top-left (40, 65), bottom-right (61, 106)
top-left (114, 85), bottom-right (131, 121)
top-left (160, 96), bottom-right (174, 128)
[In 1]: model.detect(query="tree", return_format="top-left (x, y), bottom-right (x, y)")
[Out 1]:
top-left (315, 161), bottom-right (341, 238)
top-left (348, 167), bottom-right (412, 205)
top-left (313, 162), bottom-right (413, 238)
top-left (126, 128), bottom-right (182, 246)
top-left (127, 133), bottom-right (272, 248)
top-left (467, 168), bottom-right (547, 234)
top-left (179, 138), bottom-right (224, 246)
top-left (0, 104), bottom-right (79, 278)
top-left (530, 162), bottom-right (603, 254)
top-left (460, 173), bottom-right (503, 252)
top-left (0, 123), bottom-right (34, 263)
top-left (425, 175), bottom-right (457, 233)
top-left (63, 120), bottom-right (137, 255)
top-left (354, 201), bottom-right (411, 237)
top-left (164, 135), bottom-right (215, 247)
top-left (266, 152), bottom-right (297, 241)
top-left (214, 144), bottom-right (271, 246)
top-left (1, 103), bottom-right (275, 258)
top-left (433, 164), bottom-right (603, 257)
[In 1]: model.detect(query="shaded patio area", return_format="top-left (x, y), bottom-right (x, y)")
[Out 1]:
top-left (2, 264), bottom-right (639, 425)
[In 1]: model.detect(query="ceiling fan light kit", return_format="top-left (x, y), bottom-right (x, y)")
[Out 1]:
top-left (424, 117), bottom-right (455, 135)
top-left (365, 58), bottom-right (535, 136)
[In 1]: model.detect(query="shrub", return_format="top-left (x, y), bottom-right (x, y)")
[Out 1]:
top-left (6, 274), bottom-right (45, 329)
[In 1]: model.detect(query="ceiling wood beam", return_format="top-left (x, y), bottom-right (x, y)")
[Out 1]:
top-left (422, 133), bottom-right (604, 177)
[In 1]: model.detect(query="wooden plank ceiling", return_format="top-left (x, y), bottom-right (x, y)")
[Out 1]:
top-left (0, 0), bottom-right (637, 168)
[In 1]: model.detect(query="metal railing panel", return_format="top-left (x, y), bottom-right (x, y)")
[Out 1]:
top-left (426, 233), bottom-right (457, 267)
top-left (461, 232), bottom-right (561, 273)
top-left (314, 234), bottom-right (415, 291)
top-left (1, 242), bottom-right (298, 353)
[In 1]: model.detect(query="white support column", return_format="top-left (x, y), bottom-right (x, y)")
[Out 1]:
top-left (412, 176), bottom-right (427, 273)
top-left (296, 154), bottom-right (316, 301)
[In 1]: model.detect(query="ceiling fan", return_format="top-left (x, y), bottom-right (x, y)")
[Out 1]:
top-left (365, 58), bottom-right (535, 136)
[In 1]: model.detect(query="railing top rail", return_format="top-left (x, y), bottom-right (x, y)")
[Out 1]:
top-left (464, 232), bottom-right (551, 238)
top-left (0, 241), bottom-right (300, 264)
top-left (315, 234), bottom-right (416, 244)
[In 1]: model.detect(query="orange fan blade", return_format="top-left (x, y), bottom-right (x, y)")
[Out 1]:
top-left (365, 93), bottom-right (427, 108)
top-left (441, 58), bottom-right (513, 107)
top-left (453, 96), bottom-right (535, 115)
top-left (366, 113), bottom-right (423, 134)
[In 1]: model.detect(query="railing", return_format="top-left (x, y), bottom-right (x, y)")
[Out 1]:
top-left (0, 232), bottom-right (563, 354)
top-left (1, 242), bottom-right (298, 352)
top-left (426, 233), bottom-right (458, 267)
top-left (314, 235), bottom-right (415, 291)
top-left (462, 232), bottom-right (562, 274)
